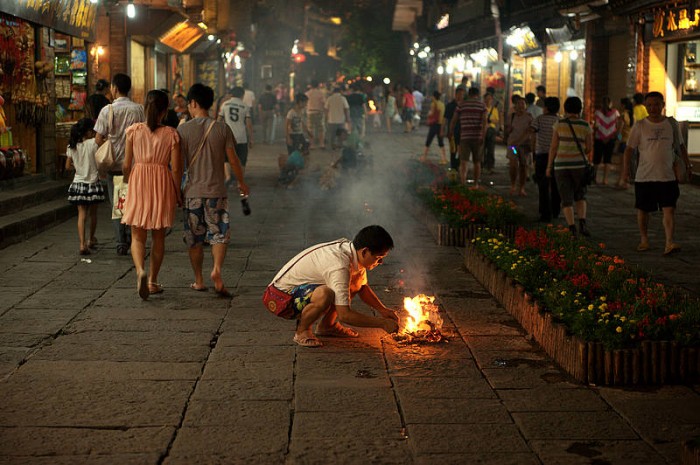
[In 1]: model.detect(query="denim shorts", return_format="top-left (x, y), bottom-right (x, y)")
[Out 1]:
top-left (183, 197), bottom-right (230, 247)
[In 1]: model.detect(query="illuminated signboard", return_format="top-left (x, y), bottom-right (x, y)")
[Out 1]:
top-left (0, 0), bottom-right (97, 40)
top-left (653, 8), bottom-right (700, 38)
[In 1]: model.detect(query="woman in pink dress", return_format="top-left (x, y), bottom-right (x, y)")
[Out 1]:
top-left (122, 90), bottom-right (182, 299)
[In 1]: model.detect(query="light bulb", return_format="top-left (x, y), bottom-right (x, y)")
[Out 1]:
top-left (554, 51), bottom-right (563, 63)
top-left (383, 77), bottom-right (390, 85)
top-left (126, 1), bottom-right (135, 18)
top-left (437, 65), bottom-right (444, 75)
top-left (570, 50), bottom-right (579, 61)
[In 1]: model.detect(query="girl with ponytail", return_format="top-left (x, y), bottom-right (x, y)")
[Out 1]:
top-left (66, 117), bottom-right (106, 254)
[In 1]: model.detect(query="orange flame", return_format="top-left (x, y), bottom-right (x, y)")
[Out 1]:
top-left (402, 294), bottom-right (442, 334)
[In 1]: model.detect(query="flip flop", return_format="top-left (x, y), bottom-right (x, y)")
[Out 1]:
top-left (636, 242), bottom-right (650, 252)
top-left (190, 283), bottom-right (208, 292)
top-left (293, 334), bottom-right (323, 348)
top-left (663, 243), bottom-right (681, 256)
top-left (215, 288), bottom-right (233, 298)
top-left (148, 283), bottom-right (164, 294)
top-left (316, 323), bottom-right (359, 338)
top-left (137, 271), bottom-right (149, 300)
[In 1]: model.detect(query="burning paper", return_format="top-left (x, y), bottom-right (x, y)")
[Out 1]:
top-left (394, 294), bottom-right (445, 344)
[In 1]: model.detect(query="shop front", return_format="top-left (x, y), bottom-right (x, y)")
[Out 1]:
top-left (646, 5), bottom-right (700, 156)
top-left (545, 38), bottom-right (586, 104)
top-left (506, 26), bottom-right (544, 101)
top-left (0, 0), bottom-right (97, 178)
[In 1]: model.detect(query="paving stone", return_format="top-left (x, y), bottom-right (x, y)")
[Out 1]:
top-left (402, 398), bottom-right (513, 425)
top-left (64, 318), bottom-right (220, 333)
top-left (294, 380), bottom-right (398, 412)
top-left (215, 329), bottom-right (295, 346)
top-left (14, 287), bottom-right (103, 310)
top-left (0, 426), bottom-right (173, 455)
top-left (0, 347), bottom-right (34, 365)
top-left (528, 439), bottom-right (667, 465)
top-left (207, 345), bottom-right (295, 363)
top-left (167, 425), bottom-right (287, 456)
top-left (287, 438), bottom-right (412, 465)
top-left (292, 409), bottom-right (404, 440)
top-left (14, 360), bottom-right (202, 381)
top-left (0, 333), bottom-right (49, 348)
top-left (0, 454), bottom-right (161, 465)
top-left (482, 366), bottom-right (577, 389)
top-left (466, 335), bottom-right (539, 352)
top-left (81, 306), bottom-right (227, 320)
top-left (162, 453), bottom-right (285, 465)
top-left (407, 424), bottom-right (530, 454)
top-left (394, 376), bottom-right (497, 403)
top-left (0, 318), bottom-right (74, 335)
top-left (192, 379), bottom-right (293, 401)
top-left (0, 288), bottom-right (34, 314)
top-left (201, 361), bottom-right (293, 383)
top-left (497, 386), bottom-right (609, 411)
top-left (0, 380), bottom-right (193, 427)
top-left (512, 411), bottom-right (639, 440)
top-left (387, 353), bottom-right (478, 377)
top-left (183, 399), bottom-right (290, 427)
top-left (414, 453), bottom-right (541, 465)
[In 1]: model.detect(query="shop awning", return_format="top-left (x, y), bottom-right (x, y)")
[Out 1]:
top-left (159, 21), bottom-right (205, 53)
top-left (429, 16), bottom-right (498, 53)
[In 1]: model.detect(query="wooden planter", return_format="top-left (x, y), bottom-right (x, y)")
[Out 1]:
top-left (682, 440), bottom-right (700, 465)
top-left (464, 244), bottom-right (700, 386)
top-left (409, 198), bottom-right (517, 247)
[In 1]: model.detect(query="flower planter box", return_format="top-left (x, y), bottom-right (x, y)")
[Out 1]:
top-left (409, 199), bottom-right (517, 247)
top-left (682, 439), bottom-right (700, 465)
top-left (465, 244), bottom-right (700, 386)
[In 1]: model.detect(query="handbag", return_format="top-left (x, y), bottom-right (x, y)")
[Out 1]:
top-left (263, 240), bottom-right (344, 319)
top-left (668, 117), bottom-right (690, 184)
top-left (95, 104), bottom-right (115, 173)
top-left (111, 175), bottom-right (128, 220)
top-left (566, 118), bottom-right (596, 185)
top-left (181, 119), bottom-right (216, 194)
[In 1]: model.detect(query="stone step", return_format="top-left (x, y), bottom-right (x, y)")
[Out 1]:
top-left (0, 198), bottom-right (75, 249)
top-left (0, 179), bottom-right (72, 216)
top-left (0, 173), bottom-right (48, 192)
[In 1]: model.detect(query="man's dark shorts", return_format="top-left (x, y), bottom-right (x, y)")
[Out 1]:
top-left (288, 284), bottom-right (321, 318)
top-left (634, 181), bottom-right (680, 212)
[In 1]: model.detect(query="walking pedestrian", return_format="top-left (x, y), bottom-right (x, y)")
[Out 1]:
top-left (420, 91), bottom-right (446, 164)
top-left (384, 88), bottom-right (398, 134)
top-left (530, 97), bottom-right (561, 222)
top-left (286, 93), bottom-right (311, 155)
top-left (85, 79), bottom-right (111, 121)
top-left (412, 88), bottom-right (424, 128)
top-left (219, 86), bottom-right (253, 183)
top-left (535, 85), bottom-right (546, 109)
top-left (94, 73), bottom-right (145, 256)
top-left (265, 225), bottom-right (399, 348)
top-left (621, 91), bottom-right (692, 255)
top-left (593, 96), bottom-right (620, 185)
top-left (325, 87), bottom-right (350, 149)
top-left (178, 83), bottom-right (250, 296)
top-left (347, 84), bottom-right (367, 137)
top-left (505, 95), bottom-right (533, 196)
top-left (546, 96), bottom-right (593, 237)
top-left (242, 82), bottom-right (256, 124)
top-left (402, 87), bottom-right (416, 133)
top-left (306, 80), bottom-right (326, 149)
top-left (525, 92), bottom-right (543, 118)
top-left (174, 94), bottom-right (190, 124)
top-left (121, 90), bottom-right (182, 300)
top-left (617, 97), bottom-right (634, 189)
top-left (633, 92), bottom-right (649, 123)
top-left (66, 118), bottom-right (105, 255)
top-left (444, 87), bottom-right (464, 172)
top-left (483, 92), bottom-right (499, 174)
top-left (258, 84), bottom-right (277, 144)
top-left (450, 87), bottom-right (487, 186)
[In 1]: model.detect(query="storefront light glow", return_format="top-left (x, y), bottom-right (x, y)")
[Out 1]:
top-left (424, 46), bottom-right (431, 53)
top-left (437, 65), bottom-right (444, 75)
top-left (446, 64), bottom-right (454, 74)
top-left (90, 0), bottom-right (97, 3)
top-left (366, 76), bottom-right (373, 82)
top-left (383, 77), bottom-right (391, 84)
top-left (417, 51), bottom-right (428, 59)
top-left (554, 51), bottom-right (563, 63)
top-left (570, 50), bottom-right (579, 61)
top-left (126, 1), bottom-right (135, 18)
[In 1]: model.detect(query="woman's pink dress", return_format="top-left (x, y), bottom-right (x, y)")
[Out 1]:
top-left (121, 123), bottom-right (179, 230)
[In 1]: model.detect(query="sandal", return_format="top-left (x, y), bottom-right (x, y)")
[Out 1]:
top-left (663, 243), bottom-right (681, 256)
top-left (293, 334), bottom-right (323, 348)
top-left (636, 242), bottom-right (650, 252)
top-left (190, 283), bottom-right (208, 292)
top-left (148, 283), bottom-right (164, 294)
top-left (137, 271), bottom-right (149, 300)
top-left (316, 323), bottom-right (359, 338)
top-left (79, 248), bottom-right (91, 256)
top-left (215, 287), bottom-right (233, 298)
top-left (87, 238), bottom-right (98, 249)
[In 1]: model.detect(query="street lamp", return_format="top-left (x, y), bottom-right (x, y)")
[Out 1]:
top-left (126, 0), bottom-right (135, 18)
top-left (383, 77), bottom-right (391, 85)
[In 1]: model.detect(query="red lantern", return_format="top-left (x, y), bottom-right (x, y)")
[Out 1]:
top-left (292, 53), bottom-right (306, 63)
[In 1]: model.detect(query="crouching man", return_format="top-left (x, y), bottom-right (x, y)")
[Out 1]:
top-left (264, 225), bottom-right (400, 348)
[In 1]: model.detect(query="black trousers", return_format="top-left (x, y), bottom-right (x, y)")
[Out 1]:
top-left (534, 152), bottom-right (561, 220)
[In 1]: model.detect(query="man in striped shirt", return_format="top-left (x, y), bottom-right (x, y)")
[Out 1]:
top-left (449, 87), bottom-right (487, 186)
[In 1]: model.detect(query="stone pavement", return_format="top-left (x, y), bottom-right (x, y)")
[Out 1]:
top-left (0, 126), bottom-right (698, 465)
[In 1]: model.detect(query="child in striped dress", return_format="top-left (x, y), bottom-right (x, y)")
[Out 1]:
top-left (593, 96), bottom-right (621, 185)
top-left (66, 118), bottom-right (105, 255)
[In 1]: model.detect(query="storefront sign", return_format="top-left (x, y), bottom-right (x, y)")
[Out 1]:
top-left (0, 0), bottom-right (97, 41)
top-left (676, 105), bottom-right (700, 122)
top-left (653, 8), bottom-right (700, 38)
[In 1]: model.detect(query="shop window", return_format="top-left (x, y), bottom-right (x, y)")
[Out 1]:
top-left (682, 41), bottom-right (700, 100)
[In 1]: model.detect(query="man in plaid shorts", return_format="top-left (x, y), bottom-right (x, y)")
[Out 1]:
top-left (178, 83), bottom-right (249, 297)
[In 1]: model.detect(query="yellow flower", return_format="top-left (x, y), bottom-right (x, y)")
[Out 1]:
top-left (588, 304), bottom-right (594, 311)
top-left (600, 296), bottom-right (607, 302)
top-left (560, 291), bottom-right (566, 296)
top-left (616, 326), bottom-right (622, 333)
top-left (620, 316), bottom-right (627, 322)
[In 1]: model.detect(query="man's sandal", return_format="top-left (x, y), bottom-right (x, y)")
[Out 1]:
top-left (293, 334), bottom-right (323, 348)
top-left (148, 283), bottom-right (164, 294)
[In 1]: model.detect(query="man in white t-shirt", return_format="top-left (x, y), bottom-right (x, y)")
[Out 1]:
top-left (265, 225), bottom-right (399, 348)
top-left (219, 86), bottom-right (253, 180)
top-left (622, 91), bottom-right (692, 255)
top-left (325, 87), bottom-right (350, 149)
top-left (305, 80), bottom-right (326, 149)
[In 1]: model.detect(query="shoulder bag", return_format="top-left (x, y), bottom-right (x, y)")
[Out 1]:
top-left (95, 104), bottom-right (115, 173)
top-left (263, 240), bottom-right (345, 319)
top-left (668, 117), bottom-right (689, 184)
top-left (181, 119), bottom-right (216, 194)
top-left (566, 118), bottom-right (596, 185)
